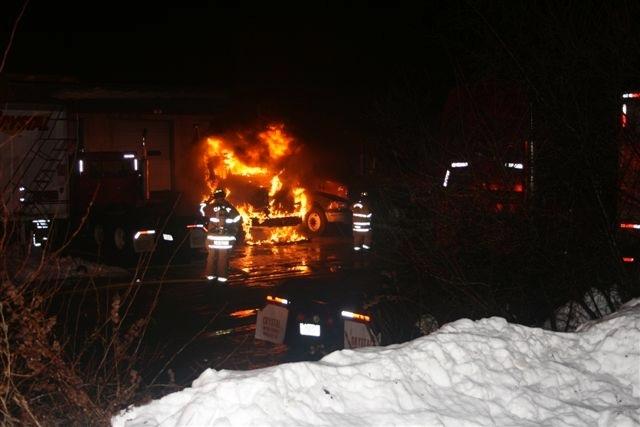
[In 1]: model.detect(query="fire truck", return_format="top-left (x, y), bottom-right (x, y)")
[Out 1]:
top-left (616, 91), bottom-right (640, 266)
top-left (436, 81), bottom-right (637, 272)
top-left (434, 81), bottom-right (533, 253)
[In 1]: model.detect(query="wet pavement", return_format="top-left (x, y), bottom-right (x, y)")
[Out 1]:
top-left (136, 235), bottom-right (356, 285)
top-left (54, 233), bottom-right (385, 387)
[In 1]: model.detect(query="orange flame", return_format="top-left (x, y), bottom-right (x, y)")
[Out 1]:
top-left (199, 124), bottom-right (309, 244)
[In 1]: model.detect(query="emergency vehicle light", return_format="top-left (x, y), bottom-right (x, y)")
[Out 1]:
top-left (266, 295), bottom-right (289, 305)
top-left (19, 186), bottom-right (25, 192)
top-left (451, 162), bottom-right (469, 168)
top-left (622, 93), bottom-right (640, 99)
top-left (623, 257), bottom-right (635, 263)
top-left (123, 153), bottom-right (135, 159)
top-left (32, 219), bottom-right (50, 229)
top-left (341, 311), bottom-right (370, 322)
top-left (506, 163), bottom-right (524, 169)
top-left (78, 159), bottom-right (84, 173)
top-left (162, 234), bottom-right (173, 241)
top-left (443, 169), bottom-right (451, 187)
top-left (620, 223), bottom-right (640, 229)
top-left (134, 230), bottom-right (156, 239)
top-left (186, 224), bottom-right (205, 229)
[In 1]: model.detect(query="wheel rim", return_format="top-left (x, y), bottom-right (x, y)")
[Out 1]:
top-left (307, 212), bottom-right (322, 232)
top-left (114, 227), bottom-right (127, 250)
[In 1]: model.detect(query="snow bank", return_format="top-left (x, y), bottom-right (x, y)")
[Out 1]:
top-left (113, 300), bottom-right (640, 426)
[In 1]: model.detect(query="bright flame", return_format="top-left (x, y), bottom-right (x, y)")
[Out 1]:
top-left (203, 137), bottom-right (268, 190)
top-left (200, 124), bottom-right (310, 244)
top-left (270, 174), bottom-right (283, 197)
top-left (260, 124), bottom-right (293, 159)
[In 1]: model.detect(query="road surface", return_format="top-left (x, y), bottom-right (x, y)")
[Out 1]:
top-left (54, 234), bottom-right (386, 387)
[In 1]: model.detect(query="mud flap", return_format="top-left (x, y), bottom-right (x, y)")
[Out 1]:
top-left (255, 303), bottom-right (289, 344)
top-left (133, 231), bottom-right (156, 253)
top-left (343, 319), bottom-right (379, 349)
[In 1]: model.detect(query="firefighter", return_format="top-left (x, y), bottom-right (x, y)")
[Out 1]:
top-left (200, 188), bottom-right (242, 283)
top-left (352, 191), bottom-right (372, 251)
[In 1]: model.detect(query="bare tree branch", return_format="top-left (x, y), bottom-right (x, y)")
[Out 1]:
top-left (0, 0), bottom-right (30, 74)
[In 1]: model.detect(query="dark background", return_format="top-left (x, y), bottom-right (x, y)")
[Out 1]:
top-left (2, 4), bottom-right (451, 157)
top-left (4, 2), bottom-right (640, 232)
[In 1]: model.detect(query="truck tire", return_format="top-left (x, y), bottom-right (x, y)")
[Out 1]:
top-left (105, 224), bottom-right (135, 265)
top-left (304, 207), bottom-right (327, 236)
top-left (113, 226), bottom-right (130, 252)
top-left (87, 223), bottom-right (105, 259)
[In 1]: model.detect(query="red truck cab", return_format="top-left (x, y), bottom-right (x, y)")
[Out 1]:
top-left (71, 151), bottom-right (143, 217)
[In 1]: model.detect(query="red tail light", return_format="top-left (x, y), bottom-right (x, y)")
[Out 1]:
top-left (620, 223), bottom-right (640, 229)
top-left (623, 257), bottom-right (635, 263)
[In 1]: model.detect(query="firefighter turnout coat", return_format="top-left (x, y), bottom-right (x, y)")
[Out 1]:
top-left (352, 198), bottom-right (372, 251)
top-left (200, 197), bottom-right (242, 282)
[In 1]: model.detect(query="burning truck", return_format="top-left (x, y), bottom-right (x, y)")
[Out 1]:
top-left (1, 82), bottom-right (349, 264)
top-left (189, 124), bottom-right (351, 247)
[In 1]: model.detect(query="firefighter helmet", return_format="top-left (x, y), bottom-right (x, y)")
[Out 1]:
top-left (213, 188), bottom-right (226, 199)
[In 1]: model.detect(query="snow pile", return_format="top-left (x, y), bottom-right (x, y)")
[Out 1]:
top-left (113, 300), bottom-right (640, 426)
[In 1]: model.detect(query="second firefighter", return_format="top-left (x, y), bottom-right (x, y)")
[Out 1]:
top-left (352, 191), bottom-right (372, 251)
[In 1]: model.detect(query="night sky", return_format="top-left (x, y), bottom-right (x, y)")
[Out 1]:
top-left (2, 5), bottom-right (451, 141)
top-left (5, 7), bottom-right (434, 96)
top-left (3, 3), bottom-right (640, 160)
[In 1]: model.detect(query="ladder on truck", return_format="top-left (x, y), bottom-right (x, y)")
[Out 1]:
top-left (1, 108), bottom-right (78, 244)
